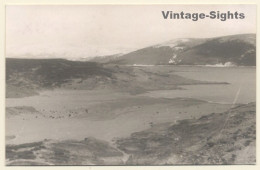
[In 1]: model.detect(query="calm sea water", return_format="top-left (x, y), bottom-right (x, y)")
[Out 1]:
top-left (143, 66), bottom-right (256, 104)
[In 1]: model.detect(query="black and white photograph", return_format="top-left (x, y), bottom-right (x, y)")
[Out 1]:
top-left (5, 4), bottom-right (256, 165)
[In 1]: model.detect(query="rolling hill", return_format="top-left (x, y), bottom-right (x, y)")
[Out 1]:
top-left (103, 34), bottom-right (256, 66)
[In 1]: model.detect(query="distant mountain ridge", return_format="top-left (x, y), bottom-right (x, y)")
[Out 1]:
top-left (96, 34), bottom-right (256, 66)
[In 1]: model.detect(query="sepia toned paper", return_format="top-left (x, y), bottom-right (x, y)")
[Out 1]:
top-left (0, 0), bottom-right (259, 169)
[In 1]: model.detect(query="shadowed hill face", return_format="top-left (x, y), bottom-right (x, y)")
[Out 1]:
top-left (6, 58), bottom-right (114, 88)
top-left (110, 38), bottom-right (207, 65)
top-left (6, 58), bottom-right (113, 86)
top-left (106, 34), bottom-right (256, 66)
top-left (6, 58), bottom-right (115, 98)
top-left (178, 37), bottom-right (256, 65)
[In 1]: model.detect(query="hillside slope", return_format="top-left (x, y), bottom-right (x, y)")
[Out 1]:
top-left (6, 58), bottom-right (113, 97)
top-left (6, 102), bottom-right (255, 165)
top-left (117, 102), bottom-right (256, 165)
top-left (6, 58), bottom-right (227, 98)
top-left (107, 34), bottom-right (256, 66)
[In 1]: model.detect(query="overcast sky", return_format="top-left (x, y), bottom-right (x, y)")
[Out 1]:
top-left (6, 5), bottom-right (256, 59)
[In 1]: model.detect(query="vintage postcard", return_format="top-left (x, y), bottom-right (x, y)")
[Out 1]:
top-left (2, 2), bottom-right (257, 167)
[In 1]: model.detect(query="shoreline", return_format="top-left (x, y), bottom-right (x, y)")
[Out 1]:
top-left (123, 64), bottom-right (256, 68)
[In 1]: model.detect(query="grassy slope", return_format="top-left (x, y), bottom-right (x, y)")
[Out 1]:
top-left (6, 58), bottom-right (112, 98)
top-left (6, 102), bottom-right (255, 165)
top-left (6, 138), bottom-right (124, 165)
top-left (117, 102), bottom-right (256, 165)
